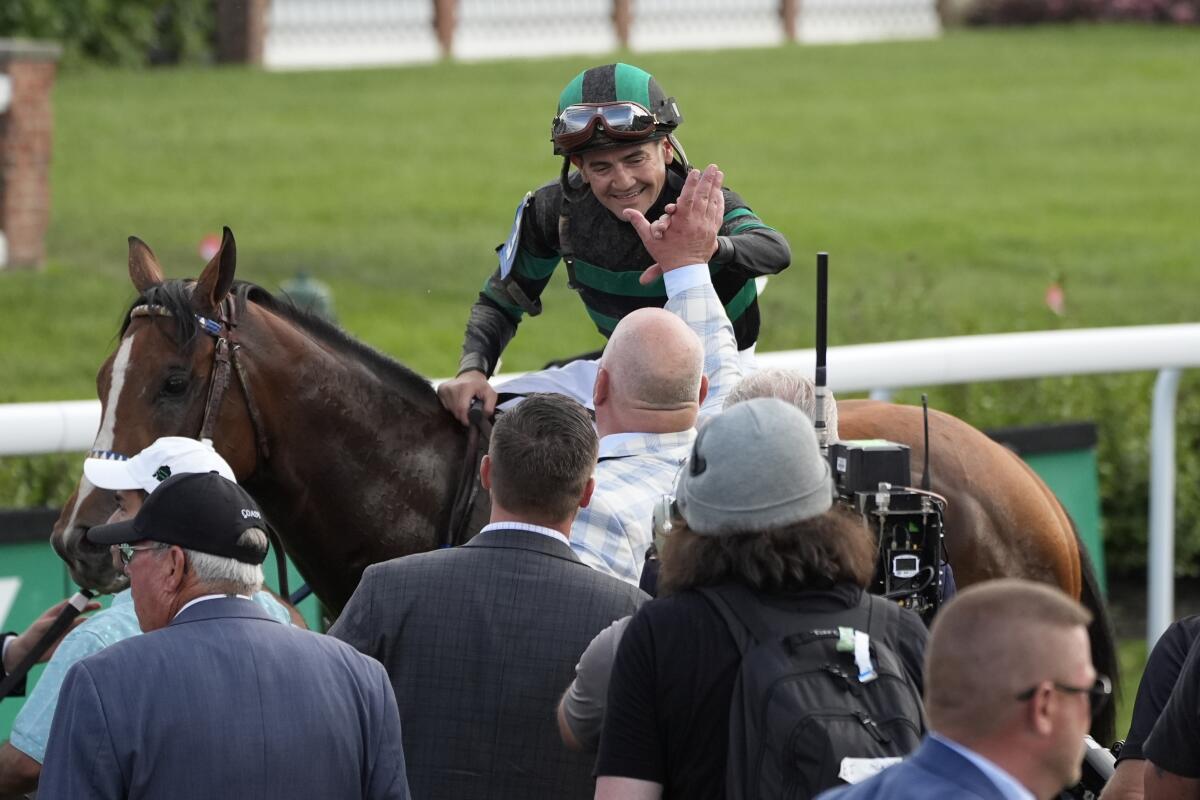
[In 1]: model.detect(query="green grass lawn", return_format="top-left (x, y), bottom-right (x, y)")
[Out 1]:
top-left (2, 25), bottom-right (1197, 402)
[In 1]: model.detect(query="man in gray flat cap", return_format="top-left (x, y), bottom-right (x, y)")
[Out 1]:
top-left (594, 398), bottom-right (928, 800)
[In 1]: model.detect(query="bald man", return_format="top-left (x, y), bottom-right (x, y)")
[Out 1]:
top-left (569, 164), bottom-right (741, 584)
top-left (818, 578), bottom-right (1107, 800)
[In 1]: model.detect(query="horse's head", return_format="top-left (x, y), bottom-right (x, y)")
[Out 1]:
top-left (52, 228), bottom-right (262, 592)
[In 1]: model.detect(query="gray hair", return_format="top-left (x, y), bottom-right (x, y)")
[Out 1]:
top-left (183, 528), bottom-right (267, 595)
top-left (725, 368), bottom-right (839, 441)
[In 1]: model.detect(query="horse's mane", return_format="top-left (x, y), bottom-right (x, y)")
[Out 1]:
top-left (120, 279), bottom-right (435, 398)
top-left (240, 282), bottom-right (434, 395)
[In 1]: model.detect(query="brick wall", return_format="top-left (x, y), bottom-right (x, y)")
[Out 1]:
top-left (0, 40), bottom-right (61, 270)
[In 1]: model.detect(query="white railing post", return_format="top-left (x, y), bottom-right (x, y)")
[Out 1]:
top-left (1147, 367), bottom-right (1182, 647)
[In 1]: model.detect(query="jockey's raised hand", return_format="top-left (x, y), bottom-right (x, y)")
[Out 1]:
top-left (437, 371), bottom-right (498, 427)
top-left (625, 164), bottom-right (725, 284)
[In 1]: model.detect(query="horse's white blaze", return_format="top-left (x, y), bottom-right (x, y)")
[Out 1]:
top-left (62, 334), bottom-right (136, 544)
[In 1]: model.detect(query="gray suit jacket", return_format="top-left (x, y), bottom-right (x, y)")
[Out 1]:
top-left (39, 597), bottom-right (409, 800)
top-left (330, 528), bottom-right (648, 800)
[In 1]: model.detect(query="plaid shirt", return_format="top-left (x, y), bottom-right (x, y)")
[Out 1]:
top-left (665, 265), bottom-right (743, 419)
top-left (570, 272), bottom-right (741, 583)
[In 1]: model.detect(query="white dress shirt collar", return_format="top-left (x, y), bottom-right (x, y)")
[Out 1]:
top-left (480, 521), bottom-right (570, 548)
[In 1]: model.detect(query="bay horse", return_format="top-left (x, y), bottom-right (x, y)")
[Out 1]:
top-left (50, 228), bottom-right (1117, 740)
top-left (51, 228), bottom-right (490, 609)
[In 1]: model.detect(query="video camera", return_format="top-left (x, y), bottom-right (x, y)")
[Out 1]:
top-left (808, 251), bottom-right (946, 623)
top-left (827, 438), bottom-right (946, 624)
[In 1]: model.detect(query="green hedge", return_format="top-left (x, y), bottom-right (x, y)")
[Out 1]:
top-left (944, 0), bottom-right (1200, 25)
top-left (0, 0), bottom-right (212, 68)
top-left (901, 372), bottom-right (1200, 579)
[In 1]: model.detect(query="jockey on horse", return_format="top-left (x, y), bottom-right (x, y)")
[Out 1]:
top-left (436, 61), bottom-right (791, 426)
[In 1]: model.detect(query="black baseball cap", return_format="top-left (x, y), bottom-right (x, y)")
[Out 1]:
top-left (87, 471), bottom-right (268, 565)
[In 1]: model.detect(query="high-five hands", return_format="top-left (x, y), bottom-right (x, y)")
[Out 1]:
top-left (622, 164), bottom-right (725, 285)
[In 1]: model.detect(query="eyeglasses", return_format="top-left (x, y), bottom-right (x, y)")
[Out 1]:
top-left (552, 102), bottom-right (661, 153)
top-left (1015, 673), bottom-right (1112, 717)
top-left (113, 542), bottom-right (168, 567)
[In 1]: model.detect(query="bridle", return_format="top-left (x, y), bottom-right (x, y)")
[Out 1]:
top-left (130, 293), bottom-right (271, 465)
top-left (128, 294), bottom-right (296, 599)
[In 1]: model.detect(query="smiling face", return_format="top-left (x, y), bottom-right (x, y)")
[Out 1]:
top-left (573, 139), bottom-right (672, 219)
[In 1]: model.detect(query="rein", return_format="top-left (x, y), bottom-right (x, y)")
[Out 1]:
top-left (442, 398), bottom-right (492, 548)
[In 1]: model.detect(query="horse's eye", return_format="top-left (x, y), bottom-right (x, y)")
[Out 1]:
top-left (162, 375), bottom-right (189, 397)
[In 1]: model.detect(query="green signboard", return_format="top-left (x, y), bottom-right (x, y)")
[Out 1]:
top-left (987, 421), bottom-right (1106, 592)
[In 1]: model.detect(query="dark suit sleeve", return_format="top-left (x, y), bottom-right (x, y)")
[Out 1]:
top-left (38, 662), bottom-right (124, 800)
top-left (329, 564), bottom-right (383, 657)
top-left (365, 660), bottom-right (412, 800)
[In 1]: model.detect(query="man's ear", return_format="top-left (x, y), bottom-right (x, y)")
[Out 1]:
top-left (165, 547), bottom-right (188, 590)
top-left (697, 374), bottom-right (709, 406)
top-left (662, 138), bottom-right (674, 165)
top-left (593, 367), bottom-right (610, 409)
top-left (480, 454), bottom-right (493, 490)
top-left (578, 476), bottom-right (596, 509)
top-left (1028, 683), bottom-right (1055, 737)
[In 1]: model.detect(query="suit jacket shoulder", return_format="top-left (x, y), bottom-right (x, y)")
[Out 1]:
top-left (815, 737), bottom-right (1010, 800)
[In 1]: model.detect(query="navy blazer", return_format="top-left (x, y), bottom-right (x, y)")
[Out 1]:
top-left (815, 735), bottom-right (1013, 800)
top-left (39, 597), bottom-right (409, 800)
top-left (330, 527), bottom-right (647, 800)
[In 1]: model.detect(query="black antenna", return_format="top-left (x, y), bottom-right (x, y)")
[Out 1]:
top-left (814, 252), bottom-right (829, 452)
top-left (921, 393), bottom-right (932, 491)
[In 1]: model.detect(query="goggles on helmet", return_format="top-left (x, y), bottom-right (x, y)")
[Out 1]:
top-left (552, 101), bottom-right (663, 154)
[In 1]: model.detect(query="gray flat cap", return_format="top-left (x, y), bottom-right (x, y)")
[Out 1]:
top-left (675, 397), bottom-right (834, 536)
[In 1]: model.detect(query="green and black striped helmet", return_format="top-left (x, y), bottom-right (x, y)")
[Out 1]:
top-left (552, 63), bottom-right (683, 157)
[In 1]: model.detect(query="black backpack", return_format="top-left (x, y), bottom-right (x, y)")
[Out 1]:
top-left (699, 584), bottom-right (926, 800)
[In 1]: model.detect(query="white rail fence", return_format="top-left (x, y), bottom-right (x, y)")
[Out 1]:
top-left (261, 0), bottom-right (941, 70)
top-left (3, 323), bottom-right (1198, 643)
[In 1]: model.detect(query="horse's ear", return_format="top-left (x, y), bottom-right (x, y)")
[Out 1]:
top-left (128, 236), bottom-right (165, 293)
top-left (192, 226), bottom-right (237, 313)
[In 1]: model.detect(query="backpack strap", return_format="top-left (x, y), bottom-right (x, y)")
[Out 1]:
top-left (698, 584), bottom-right (776, 653)
top-left (698, 584), bottom-right (875, 653)
top-left (865, 590), bottom-right (900, 646)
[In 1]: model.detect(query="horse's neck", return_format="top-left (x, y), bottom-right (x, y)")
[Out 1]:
top-left (243, 311), bottom-right (469, 608)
